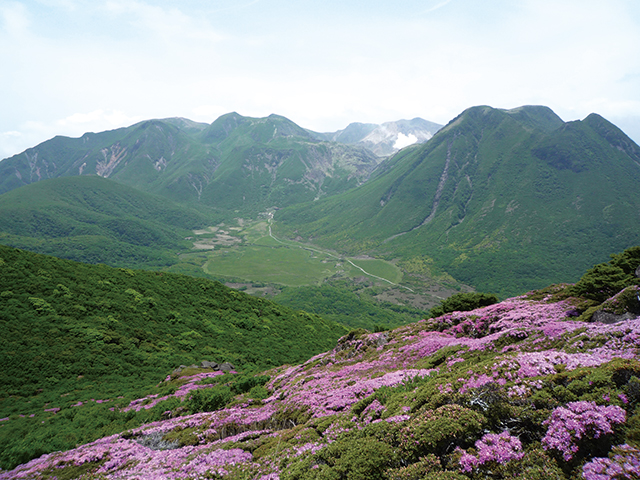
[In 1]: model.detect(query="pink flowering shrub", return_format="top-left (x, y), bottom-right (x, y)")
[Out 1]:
top-left (542, 401), bottom-right (626, 461)
top-left (5, 285), bottom-right (640, 480)
top-left (361, 399), bottom-right (386, 424)
top-left (582, 444), bottom-right (640, 480)
top-left (457, 431), bottom-right (524, 472)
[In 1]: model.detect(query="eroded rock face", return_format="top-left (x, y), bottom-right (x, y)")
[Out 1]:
top-left (592, 310), bottom-right (636, 324)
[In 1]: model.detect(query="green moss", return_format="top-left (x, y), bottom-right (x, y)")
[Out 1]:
top-left (162, 426), bottom-right (200, 447)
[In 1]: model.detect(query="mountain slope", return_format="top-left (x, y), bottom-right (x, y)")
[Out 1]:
top-left (3, 248), bottom-right (640, 478)
top-left (0, 245), bottom-right (348, 469)
top-left (0, 176), bottom-right (217, 268)
top-left (275, 105), bottom-right (640, 297)
top-left (0, 114), bottom-right (384, 214)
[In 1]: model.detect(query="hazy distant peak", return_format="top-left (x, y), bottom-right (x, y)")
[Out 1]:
top-left (317, 117), bottom-right (443, 156)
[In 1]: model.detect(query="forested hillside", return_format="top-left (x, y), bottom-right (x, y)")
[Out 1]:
top-left (0, 176), bottom-right (222, 268)
top-left (0, 245), bottom-right (347, 469)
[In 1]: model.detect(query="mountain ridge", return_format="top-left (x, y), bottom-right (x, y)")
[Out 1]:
top-left (0, 113), bottom-right (442, 211)
top-left (313, 117), bottom-right (443, 156)
top-left (274, 105), bottom-right (640, 296)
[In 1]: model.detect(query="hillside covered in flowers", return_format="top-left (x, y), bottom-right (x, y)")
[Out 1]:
top-left (3, 248), bottom-right (640, 479)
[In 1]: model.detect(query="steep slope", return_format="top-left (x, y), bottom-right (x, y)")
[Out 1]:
top-left (315, 117), bottom-right (443, 156)
top-left (0, 245), bottom-right (348, 469)
top-left (196, 113), bottom-right (382, 210)
top-left (275, 105), bottom-right (640, 297)
top-left (0, 114), bottom-right (382, 214)
top-left (3, 248), bottom-right (640, 479)
top-left (0, 176), bottom-right (217, 268)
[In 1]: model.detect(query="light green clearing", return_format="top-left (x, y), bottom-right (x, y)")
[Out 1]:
top-left (202, 244), bottom-right (403, 287)
top-left (203, 245), bottom-right (341, 286)
top-left (190, 219), bottom-right (404, 287)
top-left (348, 258), bottom-right (403, 284)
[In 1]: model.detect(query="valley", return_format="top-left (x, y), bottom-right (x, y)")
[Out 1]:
top-left (171, 213), bottom-right (462, 313)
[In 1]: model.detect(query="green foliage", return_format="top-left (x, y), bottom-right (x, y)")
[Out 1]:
top-left (0, 245), bottom-right (347, 469)
top-left (429, 291), bottom-right (499, 317)
top-left (187, 373), bottom-right (272, 413)
top-left (274, 284), bottom-right (424, 331)
top-left (571, 263), bottom-right (634, 302)
top-left (483, 448), bottom-right (565, 480)
top-left (386, 454), bottom-right (442, 480)
top-left (283, 434), bottom-right (397, 480)
top-left (0, 176), bottom-right (219, 269)
top-left (569, 246), bottom-right (640, 302)
top-left (187, 386), bottom-right (234, 414)
top-left (275, 107), bottom-right (640, 298)
top-left (398, 405), bottom-right (485, 460)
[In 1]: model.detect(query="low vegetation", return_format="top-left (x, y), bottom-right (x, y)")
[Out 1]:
top-left (3, 247), bottom-right (640, 479)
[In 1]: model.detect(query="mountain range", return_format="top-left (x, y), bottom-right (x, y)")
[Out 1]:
top-left (313, 117), bottom-right (443, 156)
top-left (1, 106), bottom-right (639, 297)
top-left (0, 114), bottom-right (439, 215)
top-left (2, 105), bottom-right (640, 478)
top-left (275, 105), bottom-right (640, 296)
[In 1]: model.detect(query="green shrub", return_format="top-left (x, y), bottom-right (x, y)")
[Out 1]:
top-left (570, 246), bottom-right (640, 302)
top-left (286, 436), bottom-right (396, 480)
top-left (386, 454), bottom-right (442, 480)
top-left (187, 386), bottom-right (233, 414)
top-left (399, 404), bottom-right (485, 460)
top-left (430, 292), bottom-right (499, 318)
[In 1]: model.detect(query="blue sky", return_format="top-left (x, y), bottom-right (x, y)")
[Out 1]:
top-left (1, 0), bottom-right (639, 158)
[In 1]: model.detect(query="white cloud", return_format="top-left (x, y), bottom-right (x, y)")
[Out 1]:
top-left (0, 2), bottom-right (30, 36)
top-left (420, 0), bottom-right (455, 15)
top-left (102, 1), bottom-right (224, 43)
top-left (55, 110), bottom-right (142, 130)
top-left (394, 133), bottom-right (418, 150)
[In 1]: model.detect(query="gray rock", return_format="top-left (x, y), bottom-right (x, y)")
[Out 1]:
top-left (635, 265), bottom-right (640, 278)
top-left (592, 310), bottom-right (636, 324)
top-left (219, 362), bottom-right (235, 372)
top-left (135, 432), bottom-right (180, 450)
top-left (375, 333), bottom-right (389, 347)
top-left (201, 360), bottom-right (219, 369)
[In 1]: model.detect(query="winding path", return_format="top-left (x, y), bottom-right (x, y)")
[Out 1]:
top-left (267, 219), bottom-right (414, 292)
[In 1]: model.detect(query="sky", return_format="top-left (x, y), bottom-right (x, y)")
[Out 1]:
top-left (1, 0), bottom-right (639, 159)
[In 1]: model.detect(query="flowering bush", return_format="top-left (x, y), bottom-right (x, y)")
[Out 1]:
top-left (457, 431), bottom-right (524, 472)
top-left (582, 444), bottom-right (640, 479)
top-left (542, 401), bottom-right (626, 461)
top-left (5, 280), bottom-right (640, 480)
